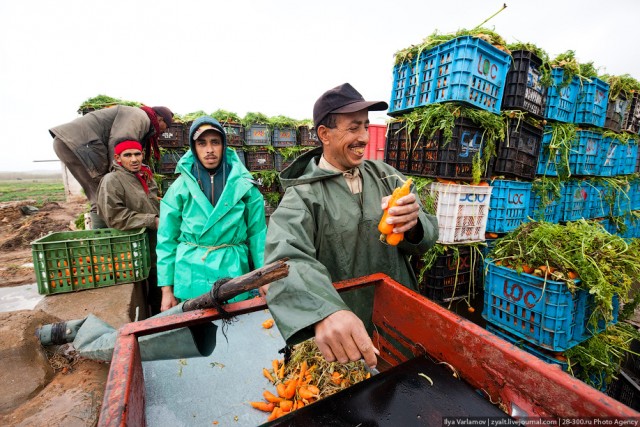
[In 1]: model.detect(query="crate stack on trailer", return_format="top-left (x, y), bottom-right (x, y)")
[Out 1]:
top-left (483, 54), bottom-right (640, 402)
top-left (384, 31), bottom-right (640, 406)
top-left (533, 58), bottom-right (640, 240)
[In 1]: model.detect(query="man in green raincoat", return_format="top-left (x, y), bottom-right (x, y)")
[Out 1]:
top-left (264, 83), bottom-right (439, 368)
top-left (156, 116), bottom-right (267, 311)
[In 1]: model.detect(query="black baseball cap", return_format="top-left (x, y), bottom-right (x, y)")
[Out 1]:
top-left (313, 83), bottom-right (388, 129)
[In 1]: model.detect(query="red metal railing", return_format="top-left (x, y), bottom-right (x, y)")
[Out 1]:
top-left (98, 274), bottom-right (639, 426)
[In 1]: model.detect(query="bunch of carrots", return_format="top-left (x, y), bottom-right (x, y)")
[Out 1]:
top-left (251, 359), bottom-right (319, 421)
top-left (378, 178), bottom-right (413, 246)
top-left (495, 259), bottom-right (579, 280)
top-left (249, 339), bottom-right (371, 421)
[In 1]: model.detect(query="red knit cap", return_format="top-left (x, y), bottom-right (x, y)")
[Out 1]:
top-left (114, 140), bottom-right (143, 155)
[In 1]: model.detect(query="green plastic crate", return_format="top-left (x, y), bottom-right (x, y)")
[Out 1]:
top-left (31, 228), bottom-right (150, 295)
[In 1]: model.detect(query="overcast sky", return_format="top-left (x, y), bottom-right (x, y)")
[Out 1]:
top-left (1, 0), bottom-right (639, 172)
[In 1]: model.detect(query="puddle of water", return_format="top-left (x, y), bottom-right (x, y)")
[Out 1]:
top-left (0, 283), bottom-right (45, 313)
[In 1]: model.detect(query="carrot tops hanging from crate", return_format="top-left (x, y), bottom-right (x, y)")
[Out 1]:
top-left (386, 103), bottom-right (504, 183)
top-left (390, 28), bottom-right (511, 116)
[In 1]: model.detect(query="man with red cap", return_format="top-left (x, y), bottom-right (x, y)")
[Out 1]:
top-left (263, 83), bottom-right (438, 370)
top-left (50, 105), bottom-right (173, 228)
top-left (96, 139), bottom-right (161, 314)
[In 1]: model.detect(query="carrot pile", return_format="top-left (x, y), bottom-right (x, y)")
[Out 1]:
top-left (47, 252), bottom-right (136, 288)
top-left (249, 339), bottom-right (370, 421)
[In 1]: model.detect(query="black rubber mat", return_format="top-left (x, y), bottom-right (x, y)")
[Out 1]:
top-left (262, 354), bottom-right (511, 426)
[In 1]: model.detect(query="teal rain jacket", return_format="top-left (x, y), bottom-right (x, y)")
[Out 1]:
top-left (265, 148), bottom-right (438, 344)
top-left (156, 117), bottom-right (267, 301)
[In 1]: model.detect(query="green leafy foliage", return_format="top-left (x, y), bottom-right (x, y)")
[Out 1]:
top-left (539, 123), bottom-right (578, 180)
top-left (394, 27), bottom-right (508, 65)
top-left (392, 104), bottom-right (504, 183)
top-left (566, 323), bottom-right (640, 389)
top-left (211, 109), bottom-right (241, 124)
top-left (601, 74), bottom-right (640, 101)
top-left (77, 94), bottom-right (141, 114)
top-left (242, 112), bottom-right (270, 127)
top-left (268, 115), bottom-right (299, 129)
top-left (250, 170), bottom-right (279, 188)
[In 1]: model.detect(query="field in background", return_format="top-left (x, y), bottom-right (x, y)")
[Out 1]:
top-left (0, 179), bottom-right (66, 204)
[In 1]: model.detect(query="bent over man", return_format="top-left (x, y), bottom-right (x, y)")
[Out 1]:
top-left (50, 105), bottom-right (173, 228)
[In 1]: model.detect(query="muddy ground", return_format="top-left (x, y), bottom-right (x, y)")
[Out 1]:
top-left (0, 199), bottom-right (85, 287)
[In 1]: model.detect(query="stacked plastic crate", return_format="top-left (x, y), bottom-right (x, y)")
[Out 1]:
top-left (533, 67), bottom-right (640, 240)
top-left (157, 122), bottom-right (188, 195)
top-left (386, 34), bottom-right (513, 305)
top-left (487, 48), bottom-right (548, 239)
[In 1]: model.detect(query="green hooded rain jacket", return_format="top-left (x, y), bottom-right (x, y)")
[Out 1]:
top-left (156, 147), bottom-right (267, 301)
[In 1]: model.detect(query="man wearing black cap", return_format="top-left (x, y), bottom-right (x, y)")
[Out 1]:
top-left (50, 104), bottom-right (173, 228)
top-left (263, 83), bottom-right (438, 369)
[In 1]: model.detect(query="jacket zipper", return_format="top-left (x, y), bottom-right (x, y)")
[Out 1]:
top-left (214, 175), bottom-right (216, 204)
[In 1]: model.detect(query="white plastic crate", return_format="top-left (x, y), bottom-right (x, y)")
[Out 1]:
top-left (430, 183), bottom-right (492, 244)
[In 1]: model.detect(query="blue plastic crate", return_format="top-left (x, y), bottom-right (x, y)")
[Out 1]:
top-left (629, 179), bottom-right (640, 210)
top-left (272, 127), bottom-right (298, 147)
top-left (569, 130), bottom-right (601, 176)
top-left (528, 185), bottom-right (564, 223)
top-left (536, 127), bottom-right (560, 176)
top-left (486, 324), bottom-right (569, 371)
top-left (585, 181), bottom-right (608, 219)
top-left (388, 36), bottom-right (511, 115)
top-left (574, 78), bottom-right (610, 128)
top-left (560, 180), bottom-right (589, 221)
top-left (482, 260), bottom-right (619, 352)
top-left (486, 180), bottom-right (532, 233)
top-left (614, 189), bottom-right (632, 217)
top-left (616, 139), bottom-right (639, 175)
top-left (596, 136), bottom-right (619, 177)
top-left (389, 61), bottom-right (420, 114)
top-left (544, 68), bottom-right (580, 123)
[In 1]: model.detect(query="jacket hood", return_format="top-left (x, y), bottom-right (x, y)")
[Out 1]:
top-left (279, 147), bottom-right (344, 190)
top-left (188, 116), bottom-right (227, 148)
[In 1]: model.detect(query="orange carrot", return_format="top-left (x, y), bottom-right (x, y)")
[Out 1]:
top-left (262, 319), bottom-right (275, 329)
top-left (263, 390), bottom-right (283, 403)
top-left (276, 383), bottom-right (287, 398)
top-left (263, 368), bottom-right (275, 383)
top-left (306, 385), bottom-right (319, 395)
top-left (567, 270), bottom-right (579, 279)
top-left (330, 372), bottom-right (342, 385)
top-left (278, 363), bottom-right (285, 379)
top-left (378, 178), bottom-right (413, 236)
top-left (386, 232), bottom-right (404, 246)
top-left (272, 359), bottom-right (279, 374)
top-left (249, 401), bottom-right (274, 412)
top-left (267, 407), bottom-right (279, 422)
top-left (283, 379), bottom-right (297, 399)
top-left (297, 386), bottom-right (315, 400)
top-left (298, 360), bottom-right (308, 382)
top-left (279, 400), bottom-right (294, 413)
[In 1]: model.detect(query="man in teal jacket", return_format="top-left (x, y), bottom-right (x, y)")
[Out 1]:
top-left (264, 83), bottom-right (438, 369)
top-left (156, 116), bottom-right (267, 311)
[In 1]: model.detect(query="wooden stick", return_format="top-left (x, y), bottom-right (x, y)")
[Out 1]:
top-left (182, 258), bottom-right (289, 312)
